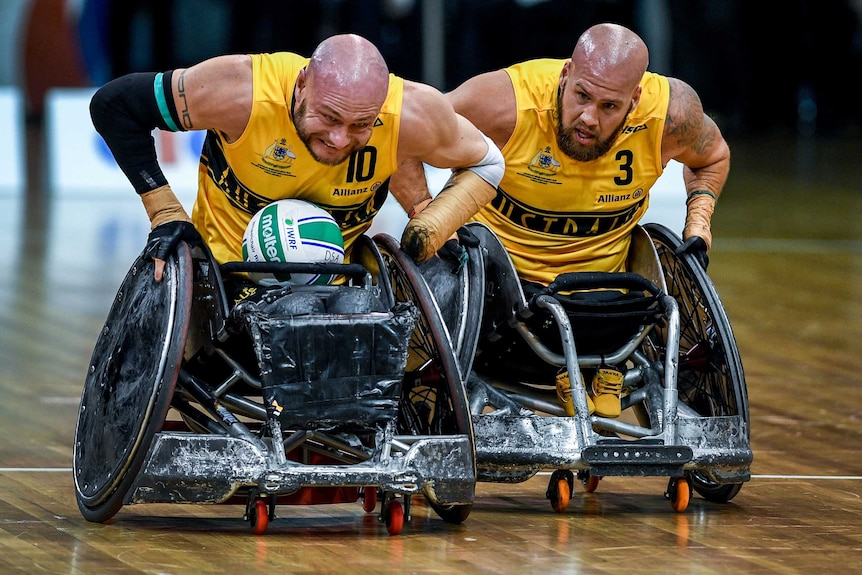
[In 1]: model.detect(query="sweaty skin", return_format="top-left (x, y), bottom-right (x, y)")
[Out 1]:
top-left (143, 34), bottom-right (494, 280)
top-left (448, 23), bottom-right (728, 206)
top-left (392, 23), bottom-right (729, 278)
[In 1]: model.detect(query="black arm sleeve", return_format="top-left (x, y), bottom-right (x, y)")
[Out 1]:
top-left (89, 71), bottom-right (183, 194)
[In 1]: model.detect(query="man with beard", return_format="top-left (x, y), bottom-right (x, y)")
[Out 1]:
top-left (393, 23), bottom-right (730, 417)
top-left (90, 34), bottom-right (503, 283)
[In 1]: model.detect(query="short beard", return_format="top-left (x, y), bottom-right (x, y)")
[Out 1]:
top-left (294, 100), bottom-right (354, 166)
top-left (555, 88), bottom-right (628, 162)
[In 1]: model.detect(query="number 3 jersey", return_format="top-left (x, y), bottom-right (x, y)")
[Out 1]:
top-left (472, 58), bottom-right (670, 285)
top-left (191, 52), bottom-right (403, 265)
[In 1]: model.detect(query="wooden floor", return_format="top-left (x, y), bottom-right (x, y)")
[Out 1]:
top-left (2, 133), bottom-right (862, 574)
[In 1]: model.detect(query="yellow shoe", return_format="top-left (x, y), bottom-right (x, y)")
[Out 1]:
top-left (556, 369), bottom-right (594, 415)
top-left (591, 367), bottom-right (623, 418)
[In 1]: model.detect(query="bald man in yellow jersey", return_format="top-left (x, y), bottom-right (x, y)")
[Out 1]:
top-left (394, 23), bottom-right (730, 417)
top-left (90, 34), bottom-right (503, 284)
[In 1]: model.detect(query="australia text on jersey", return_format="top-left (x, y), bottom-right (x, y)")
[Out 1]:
top-left (491, 188), bottom-right (645, 236)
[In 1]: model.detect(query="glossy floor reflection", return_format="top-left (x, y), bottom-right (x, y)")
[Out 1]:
top-left (2, 135), bottom-right (862, 573)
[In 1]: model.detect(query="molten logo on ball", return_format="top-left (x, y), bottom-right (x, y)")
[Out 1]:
top-left (242, 199), bottom-right (345, 286)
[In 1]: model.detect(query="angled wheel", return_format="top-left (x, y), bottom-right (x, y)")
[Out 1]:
top-left (73, 243), bottom-right (193, 522)
top-left (643, 223), bottom-right (748, 422)
top-left (666, 476), bottom-right (692, 512)
top-left (415, 235), bottom-right (485, 377)
top-left (684, 474), bottom-right (743, 503)
top-left (643, 223), bottom-right (749, 501)
top-left (385, 499), bottom-right (405, 535)
top-left (428, 500), bottom-right (472, 524)
top-left (361, 487), bottom-right (378, 513)
top-left (249, 498), bottom-right (269, 534)
top-left (371, 234), bottom-right (475, 524)
top-left (578, 470), bottom-right (600, 493)
top-left (546, 469), bottom-right (574, 513)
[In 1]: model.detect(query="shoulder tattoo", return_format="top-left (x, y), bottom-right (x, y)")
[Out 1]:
top-left (665, 77), bottom-right (716, 156)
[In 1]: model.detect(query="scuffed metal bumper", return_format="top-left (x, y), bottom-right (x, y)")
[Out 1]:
top-left (126, 432), bottom-right (475, 506)
top-left (473, 413), bottom-right (752, 484)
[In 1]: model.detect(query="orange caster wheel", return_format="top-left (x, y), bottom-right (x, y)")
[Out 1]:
top-left (577, 470), bottom-right (600, 493)
top-left (546, 469), bottom-right (574, 512)
top-left (666, 476), bottom-right (692, 512)
top-left (249, 498), bottom-right (269, 534)
top-left (361, 487), bottom-right (378, 513)
top-left (385, 498), bottom-right (405, 535)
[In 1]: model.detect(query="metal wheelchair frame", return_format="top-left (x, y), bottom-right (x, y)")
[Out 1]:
top-left (74, 236), bottom-right (475, 534)
top-left (421, 222), bottom-right (752, 512)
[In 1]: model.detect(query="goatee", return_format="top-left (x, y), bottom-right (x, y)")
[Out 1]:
top-left (555, 88), bottom-right (628, 162)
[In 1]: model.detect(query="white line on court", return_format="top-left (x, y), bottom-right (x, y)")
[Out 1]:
top-left (532, 471), bottom-right (862, 480)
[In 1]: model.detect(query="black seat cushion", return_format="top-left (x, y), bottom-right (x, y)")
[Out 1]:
top-left (474, 285), bottom-right (661, 384)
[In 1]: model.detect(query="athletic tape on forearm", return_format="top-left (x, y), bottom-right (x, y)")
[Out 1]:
top-left (683, 192), bottom-right (715, 250)
top-left (141, 184), bottom-right (192, 229)
top-left (402, 170), bottom-right (496, 261)
top-left (467, 134), bottom-right (505, 188)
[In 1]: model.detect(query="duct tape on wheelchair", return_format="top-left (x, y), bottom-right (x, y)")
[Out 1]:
top-left (239, 292), bottom-right (419, 429)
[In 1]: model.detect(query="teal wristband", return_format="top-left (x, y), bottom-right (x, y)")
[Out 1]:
top-left (154, 72), bottom-right (181, 132)
top-left (686, 190), bottom-right (716, 203)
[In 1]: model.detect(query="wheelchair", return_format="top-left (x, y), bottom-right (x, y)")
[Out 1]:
top-left (73, 234), bottom-right (475, 535)
top-left (419, 221), bottom-right (752, 513)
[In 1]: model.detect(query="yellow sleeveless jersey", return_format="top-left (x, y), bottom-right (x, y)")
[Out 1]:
top-left (472, 59), bottom-right (669, 285)
top-left (191, 52), bottom-right (403, 265)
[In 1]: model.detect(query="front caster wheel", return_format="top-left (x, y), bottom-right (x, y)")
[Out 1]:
top-left (577, 470), bottom-right (600, 493)
top-left (385, 499), bottom-right (405, 535)
top-left (666, 476), bottom-right (692, 512)
top-left (546, 469), bottom-right (575, 512)
top-left (361, 487), bottom-right (378, 513)
top-left (249, 498), bottom-right (269, 534)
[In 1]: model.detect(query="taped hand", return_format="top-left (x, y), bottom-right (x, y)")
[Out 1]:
top-left (675, 235), bottom-right (709, 270)
top-left (143, 221), bottom-right (202, 282)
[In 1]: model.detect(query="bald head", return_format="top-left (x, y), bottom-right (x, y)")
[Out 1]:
top-left (571, 23), bottom-right (649, 91)
top-left (554, 24), bottom-right (650, 161)
top-left (307, 34), bottom-right (390, 104)
top-left (294, 34), bottom-right (390, 165)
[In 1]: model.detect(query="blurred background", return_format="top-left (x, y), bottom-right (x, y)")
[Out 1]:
top-left (2, 6), bottom-right (862, 571)
top-left (1, 5), bottom-right (861, 564)
top-left (0, 0), bottom-right (860, 296)
top-left (1, 0), bottom-right (861, 530)
top-left (3, 0), bottom-right (861, 135)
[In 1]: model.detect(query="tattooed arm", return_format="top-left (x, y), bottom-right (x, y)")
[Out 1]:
top-left (168, 55), bottom-right (253, 142)
top-left (662, 77), bottom-right (731, 250)
top-left (88, 55), bottom-right (253, 280)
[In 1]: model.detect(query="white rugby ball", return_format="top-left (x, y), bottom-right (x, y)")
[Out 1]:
top-left (242, 199), bottom-right (345, 286)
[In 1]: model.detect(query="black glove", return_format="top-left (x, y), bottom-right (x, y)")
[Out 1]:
top-left (675, 235), bottom-right (709, 270)
top-left (143, 221), bottom-right (202, 263)
top-left (454, 226), bottom-right (479, 248)
top-left (436, 227), bottom-right (480, 273)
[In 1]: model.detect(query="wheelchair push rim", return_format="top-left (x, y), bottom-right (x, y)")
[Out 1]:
top-left (643, 223), bottom-right (749, 425)
top-left (73, 243), bottom-right (193, 521)
top-left (644, 222), bottom-right (749, 502)
top-left (369, 234), bottom-right (476, 523)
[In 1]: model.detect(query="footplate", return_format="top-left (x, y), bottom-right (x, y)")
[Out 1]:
top-left (582, 440), bottom-right (693, 477)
